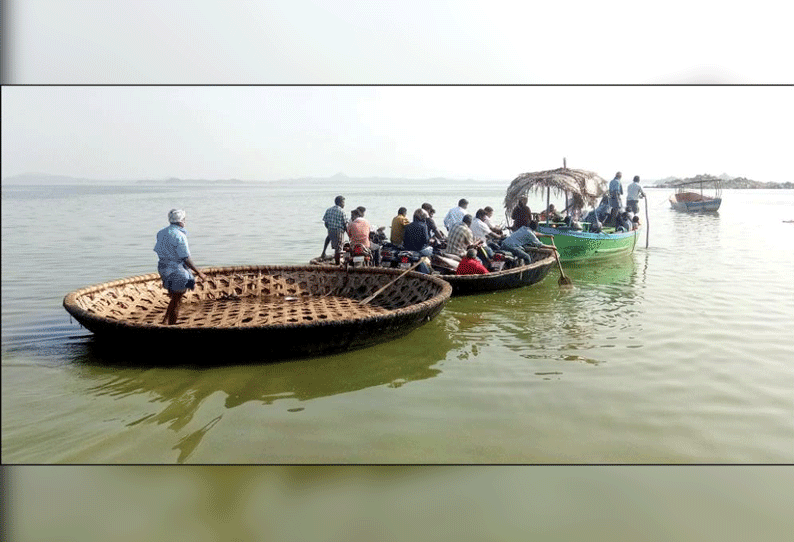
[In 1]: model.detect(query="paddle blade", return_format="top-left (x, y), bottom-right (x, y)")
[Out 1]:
top-left (558, 275), bottom-right (573, 288)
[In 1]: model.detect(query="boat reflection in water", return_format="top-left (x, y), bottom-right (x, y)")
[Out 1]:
top-left (479, 253), bottom-right (642, 368)
top-left (66, 322), bottom-right (455, 462)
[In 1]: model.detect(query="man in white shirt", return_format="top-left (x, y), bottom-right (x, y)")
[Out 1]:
top-left (482, 206), bottom-right (504, 236)
top-left (626, 175), bottom-right (646, 214)
top-left (443, 198), bottom-right (469, 231)
top-left (470, 209), bottom-right (500, 258)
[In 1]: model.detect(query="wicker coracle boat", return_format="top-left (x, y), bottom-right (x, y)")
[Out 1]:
top-left (63, 265), bottom-right (452, 361)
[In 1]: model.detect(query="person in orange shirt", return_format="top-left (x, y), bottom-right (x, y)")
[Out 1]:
top-left (347, 208), bottom-right (371, 248)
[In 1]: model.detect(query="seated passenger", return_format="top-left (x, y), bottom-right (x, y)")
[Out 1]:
top-left (390, 207), bottom-right (410, 246)
top-left (456, 248), bottom-right (489, 275)
top-left (470, 209), bottom-right (499, 257)
top-left (563, 215), bottom-right (582, 230)
top-left (500, 225), bottom-right (544, 265)
top-left (615, 211), bottom-right (633, 232)
top-left (402, 209), bottom-right (433, 257)
top-left (447, 215), bottom-right (488, 267)
top-left (421, 203), bottom-right (446, 242)
top-left (346, 208), bottom-right (370, 248)
top-left (483, 206), bottom-right (505, 236)
top-left (541, 204), bottom-right (563, 222)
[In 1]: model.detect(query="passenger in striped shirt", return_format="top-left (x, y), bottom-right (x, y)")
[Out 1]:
top-left (446, 215), bottom-right (480, 257)
top-left (322, 195), bottom-right (347, 264)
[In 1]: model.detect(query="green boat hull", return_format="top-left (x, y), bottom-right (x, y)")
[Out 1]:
top-left (536, 225), bottom-right (638, 263)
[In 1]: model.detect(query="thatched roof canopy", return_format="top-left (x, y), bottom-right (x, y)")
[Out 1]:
top-left (504, 168), bottom-right (608, 211)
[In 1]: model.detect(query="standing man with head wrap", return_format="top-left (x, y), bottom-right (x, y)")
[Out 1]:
top-left (154, 209), bottom-right (206, 325)
top-left (608, 171), bottom-right (624, 225)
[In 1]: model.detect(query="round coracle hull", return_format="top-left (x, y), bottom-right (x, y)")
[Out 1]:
top-left (63, 265), bottom-right (452, 361)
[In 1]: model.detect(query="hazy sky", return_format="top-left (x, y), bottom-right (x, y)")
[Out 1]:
top-left (2, 86), bottom-right (792, 183)
top-left (4, 0), bottom-right (793, 84)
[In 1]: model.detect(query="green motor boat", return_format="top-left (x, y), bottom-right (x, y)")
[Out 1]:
top-left (504, 163), bottom-right (639, 263)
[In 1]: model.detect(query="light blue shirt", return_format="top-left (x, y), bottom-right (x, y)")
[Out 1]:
top-left (154, 224), bottom-right (191, 277)
top-left (444, 206), bottom-right (466, 231)
top-left (626, 181), bottom-right (645, 201)
top-left (501, 226), bottom-right (543, 248)
top-left (609, 177), bottom-right (623, 197)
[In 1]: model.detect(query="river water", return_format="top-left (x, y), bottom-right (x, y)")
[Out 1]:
top-left (2, 179), bottom-right (793, 463)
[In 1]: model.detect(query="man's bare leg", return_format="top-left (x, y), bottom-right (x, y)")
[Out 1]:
top-left (162, 292), bottom-right (184, 325)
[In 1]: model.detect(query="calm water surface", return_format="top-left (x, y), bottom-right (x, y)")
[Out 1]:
top-left (2, 180), bottom-right (793, 463)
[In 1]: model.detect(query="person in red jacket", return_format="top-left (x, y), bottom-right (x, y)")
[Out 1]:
top-left (456, 248), bottom-right (489, 275)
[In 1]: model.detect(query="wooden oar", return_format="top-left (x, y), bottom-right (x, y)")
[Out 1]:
top-left (359, 261), bottom-right (422, 305)
top-left (644, 196), bottom-right (650, 248)
top-left (519, 233), bottom-right (571, 287)
top-left (547, 237), bottom-right (572, 287)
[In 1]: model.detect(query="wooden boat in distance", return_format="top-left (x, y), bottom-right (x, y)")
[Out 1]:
top-left (63, 265), bottom-right (451, 362)
top-left (437, 251), bottom-right (556, 295)
top-left (669, 178), bottom-right (722, 212)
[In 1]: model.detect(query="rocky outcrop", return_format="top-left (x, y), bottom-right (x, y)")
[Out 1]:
top-left (655, 174), bottom-right (793, 189)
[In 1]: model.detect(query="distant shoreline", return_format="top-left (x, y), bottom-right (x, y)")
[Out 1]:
top-left (3, 172), bottom-right (793, 189)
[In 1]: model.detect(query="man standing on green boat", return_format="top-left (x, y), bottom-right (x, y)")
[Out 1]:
top-left (608, 171), bottom-right (624, 224)
top-left (626, 175), bottom-right (646, 214)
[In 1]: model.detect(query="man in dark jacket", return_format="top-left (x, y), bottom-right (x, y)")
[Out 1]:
top-left (402, 209), bottom-right (433, 256)
top-left (511, 196), bottom-right (532, 231)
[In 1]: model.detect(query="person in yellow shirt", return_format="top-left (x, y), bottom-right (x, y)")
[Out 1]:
top-left (390, 207), bottom-right (410, 246)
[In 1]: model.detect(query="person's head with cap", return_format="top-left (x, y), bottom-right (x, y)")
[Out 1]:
top-left (168, 209), bottom-right (186, 225)
top-left (458, 199), bottom-right (469, 209)
top-left (356, 206), bottom-right (366, 216)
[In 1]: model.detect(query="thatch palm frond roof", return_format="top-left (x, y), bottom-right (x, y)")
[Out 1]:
top-left (504, 168), bottom-right (608, 211)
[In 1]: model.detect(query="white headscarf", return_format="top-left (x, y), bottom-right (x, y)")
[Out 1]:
top-left (168, 209), bottom-right (186, 224)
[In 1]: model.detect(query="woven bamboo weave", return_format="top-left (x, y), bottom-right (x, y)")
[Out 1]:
top-left (64, 265), bottom-right (450, 329)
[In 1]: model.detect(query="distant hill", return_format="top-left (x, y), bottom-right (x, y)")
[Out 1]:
top-left (652, 174), bottom-right (793, 189)
top-left (2, 173), bottom-right (99, 184)
top-left (2, 173), bottom-right (248, 185)
top-left (4, 171), bottom-right (501, 186)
